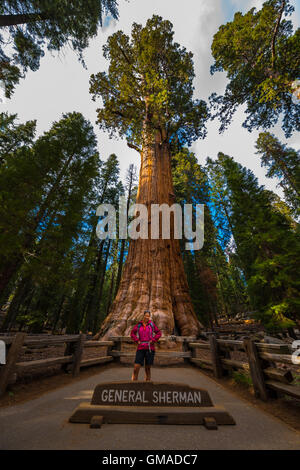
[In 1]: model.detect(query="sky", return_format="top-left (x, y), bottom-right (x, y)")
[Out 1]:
top-left (2, 0), bottom-right (300, 197)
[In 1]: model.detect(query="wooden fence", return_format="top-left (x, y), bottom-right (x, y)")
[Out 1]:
top-left (0, 333), bottom-right (299, 403)
top-left (188, 335), bottom-right (300, 402)
top-left (0, 333), bottom-right (113, 397)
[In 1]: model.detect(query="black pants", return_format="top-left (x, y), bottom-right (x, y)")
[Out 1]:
top-left (135, 349), bottom-right (155, 366)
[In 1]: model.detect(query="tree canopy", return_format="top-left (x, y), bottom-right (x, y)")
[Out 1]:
top-left (90, 15), bottom-right (208, 150)
top-left (210, 0), bottom-right (300, 137)
top-left (0, 111), bottom-right (125, 333)
top-left (207, 153), bottom-right (300, 330)
top-left (255, 132), bottom-right (300, 218)
top-left (0, 112), bottom-right (36, 165)
top-left (0, 0), bottom-right (119, 97)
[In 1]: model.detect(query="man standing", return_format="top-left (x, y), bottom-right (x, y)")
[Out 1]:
top-left (130, 310), bottom-right (161, 381)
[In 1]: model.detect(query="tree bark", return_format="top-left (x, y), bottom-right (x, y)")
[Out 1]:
top-left (116, 171), bottom-right (134, 291)
top-left (96, 133), bottom-right (203, 339)
top-left (92, 239), bottom-right (111, 333)
top-left (106, 271), bottom-right (115, 317)
top-left (83, 239), bottom-right (105, 332)
top-left (271, 0), bottom-right (286, 70)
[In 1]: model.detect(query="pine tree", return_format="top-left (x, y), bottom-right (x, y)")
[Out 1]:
top-left (213, 153), bottom-right (300, 330)
top-left (0, 1), bottom-right (119, 97)
top-left (0, 112), bottom-right (36, 165)
top-left (256, 132), bottom-right (300, 217)
top-left (172, 149), bottom-right (248, 326)
top-left (2, 123), bottom-right (101, 333)
top-left (0, 112), bottom-right (99, 302)
top-left (115, 163), bottom-right (138, 293)
top-left (210, 0), bottom-right (300, 137)
top-left (72, 154), bottom-right (123, 334)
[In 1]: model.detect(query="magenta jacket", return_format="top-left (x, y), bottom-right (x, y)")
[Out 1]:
top-left (131, 321), bottom-right (161, 351)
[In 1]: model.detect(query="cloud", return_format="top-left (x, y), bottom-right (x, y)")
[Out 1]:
top-left (228, 0), bottom-right (264, 11)
top-left (192, 0), bottom-right (226, 100)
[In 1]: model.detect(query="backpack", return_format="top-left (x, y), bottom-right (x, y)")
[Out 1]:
top-left (136, 320), bottom-right (155, 340)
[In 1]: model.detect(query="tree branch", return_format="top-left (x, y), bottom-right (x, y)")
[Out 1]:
top-left (0, 13), bottom-right (49, 28)
top-left (111, 110), bottom-right (129, 119)
top-left (127, 142), bottom-right (141, 153)
top-left (271, 0), bottom-right (286, 70)
top-left (117, 44), bottom-right (141, 79)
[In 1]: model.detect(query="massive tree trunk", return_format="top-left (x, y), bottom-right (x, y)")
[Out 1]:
top-left (96, 132), bottom-right (203, 339)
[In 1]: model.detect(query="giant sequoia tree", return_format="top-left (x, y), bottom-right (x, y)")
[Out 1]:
top-left (91, 16), bottom-right (208, 338)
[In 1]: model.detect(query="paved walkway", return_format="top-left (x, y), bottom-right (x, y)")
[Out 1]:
top-left (0, 364), bottom-right (299, 450)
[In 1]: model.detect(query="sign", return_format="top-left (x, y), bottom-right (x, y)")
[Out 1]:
top-left (91, 381), bottom-right (213, 407)
top-left (69, 381), bottom-right (236, 428)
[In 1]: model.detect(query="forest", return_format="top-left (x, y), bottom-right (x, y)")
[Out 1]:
top-left (0, 0), bottom-right (299, 337)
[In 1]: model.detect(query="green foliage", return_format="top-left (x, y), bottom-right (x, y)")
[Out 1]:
top-left (232, 371), bottom-right (252, 387)
top-left (210, 0), bottom-right (300, 137)
top-left (256, 132), bottom-right (300, 218)
top-left (0, 111), bottom-right (98, 259)
top-left (0, 112), bottom-right (36, 165)
top-left (208, 153), bottom-right (300, 330)
top-left (294, 375), bottom-right (300, 385)
top-left (0, 0), bottom-right (119, 97)
top-left (172, 149), bottom-right (213, 325)
top-left (171, 148), bottom-right (245, 326)
top-left (1, 140), bottom-right (124, 333)
top-left (0, 112), bottom-right (103, 332)
top-left (172, 148), bottom-right (210, 206)
top-left (205, 156), bottom-right (249, 319)
top-left (171, 148), bottom-right (249, 325)
top-left (90, 15), bottom-right (208, 149)
top-left (66, 154), bottom-right (123, 333)
top-left (213, 245), bottom-right (249, 319)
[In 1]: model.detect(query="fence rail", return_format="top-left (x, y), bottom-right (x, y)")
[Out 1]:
top-left (187, 336), bottom-right (300, 402)
top-left (0, 333), bottom-right (299, 403)
top-left (0, 333), bottom-right (114, 397)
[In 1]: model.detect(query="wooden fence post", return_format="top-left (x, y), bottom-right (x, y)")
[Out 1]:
top-left (61, 336), bottom-right (79, 373)
top-left (182, 339), bottom-right (190, 365)
top-left (209, 334), bottom-right (224, 379)
top-left (244, 338), bottom-right (269, 401)
top-left (61, 340), bottom-right (72, 372)
top-left (107, 341), bottom-right (113, 358)
top-left (72, 334), bottom-right (86, 377)
top-left (114, 338), bottom-right (121, 363)
top-left (0, 333), bottom-right (26, 397)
